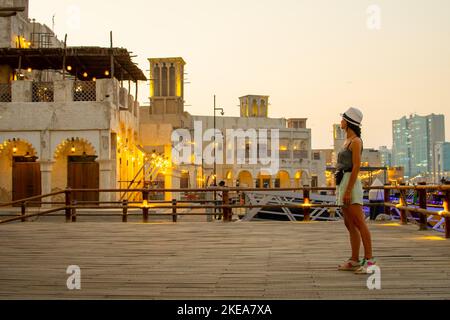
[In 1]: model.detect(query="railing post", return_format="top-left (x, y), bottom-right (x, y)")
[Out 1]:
top-left (172, 199), bottom-right (177, 222)
top-left (444, 190), bottom-right (450, 239)
top-left (418, 183), bottom-right (428, 231)
top-left (142, 186), bottom-right (149, 223)
top-left (65, 188), bottom-right (72, 223)
top-left (303, 187), bottom-right (311, 222)
top-left (71, 200), bottom-right (77, 222)
top-left (384, 185), bottom-right (391, 216)
top-left (222, 190), bottom-right (231, 222)
top-left (21, 201), bottom-right (26, 222)
top-left (122, 199), bottom-right (128, 223)
top-left (399, 189), bottom-right (408, 225)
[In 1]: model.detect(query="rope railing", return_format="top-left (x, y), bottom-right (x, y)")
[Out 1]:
top-left (0, 186), bottom-right (448, 238)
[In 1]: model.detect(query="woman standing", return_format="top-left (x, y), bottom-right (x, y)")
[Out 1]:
top-left (336, 107), bottom-right (376, 274)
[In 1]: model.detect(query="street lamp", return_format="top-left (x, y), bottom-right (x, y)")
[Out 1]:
top-left (213, 94), bottom-right (224, 186)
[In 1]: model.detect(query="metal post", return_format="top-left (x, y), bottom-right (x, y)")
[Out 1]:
top-left (418, 183), bottom-right (428, 231)
top-left (303, 187), bottom-right (311, 221)
top-left (65, 188), bottom-right (72, 222)
top-left (122, 199), bottom-right (128, 223)
top-left (172, 199), bottom-right (177, 222)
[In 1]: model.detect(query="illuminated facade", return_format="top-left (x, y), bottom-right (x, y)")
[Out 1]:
top-left (140, 58), bottom-right (326, 192)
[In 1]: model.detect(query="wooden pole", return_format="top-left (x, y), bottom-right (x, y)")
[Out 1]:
top-left (110, 31), bottom-right (114, 79)
top-left (62, 34), bottom-right (67, 79)
top-left (21, 201), bottom-right (26, 222)
top-left (384, 185), bottom-right (390, 216)
top-left (399, 189), bottom-right (408, 224)
top-left (172, 198), bottom-right (177, 222)
top-left (122, 199), bottom-right (128, 222)
top-left (71, 200), bottom-right (77, 222)
top-left (418, 182), bottom-right (428, 230)
top-left (65, 188), bottom-right (72, 222)
top-left (222, 190), bottom-right (231, 222)
top-left (303, 187), bottom-right (310, 221)
top-left (142, 187), bottom-right (149, 223)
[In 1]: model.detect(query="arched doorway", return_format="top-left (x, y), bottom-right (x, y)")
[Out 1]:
top-left (54, 137), bottom-right (98, 203)
top-left (257, 171), bottom-right (272, 189)
top-left (276, 170), bottom-right (290, 188)
top-left (0, 138), bottom-right (41, 204)
top-left (237, 170), bottom-right (253, 188)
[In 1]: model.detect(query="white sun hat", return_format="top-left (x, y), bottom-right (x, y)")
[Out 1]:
top-left (341, 107), bottom-right (363, 127)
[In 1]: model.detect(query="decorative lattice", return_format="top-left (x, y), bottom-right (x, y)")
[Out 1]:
top-left (0, 84), bottom-right (12, 102)
top-left (32, 82), bottom-right (54, 102)
top-left (73, 81), bottom-right (96, 101)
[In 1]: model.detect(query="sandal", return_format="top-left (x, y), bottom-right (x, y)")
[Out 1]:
top-left (338, 259), bottom-right (361, 271)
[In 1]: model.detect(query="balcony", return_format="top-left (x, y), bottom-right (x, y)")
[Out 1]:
top-left (2, 79), bottom-right (137, 112)
top-left (0, 83), bottom-right (12, 102)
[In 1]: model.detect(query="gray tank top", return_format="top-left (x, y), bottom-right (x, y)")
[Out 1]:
top-left (336, 138), bottom-right (363, 171)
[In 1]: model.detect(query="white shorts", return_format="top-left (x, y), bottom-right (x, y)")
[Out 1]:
top-left (336, 172), bottom-right (364, 206)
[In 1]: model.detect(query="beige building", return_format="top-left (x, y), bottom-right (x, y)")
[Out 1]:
top-left (0, 47), bottom-right (146, 203)
top-left (139, 57), bottom-right (326, 194)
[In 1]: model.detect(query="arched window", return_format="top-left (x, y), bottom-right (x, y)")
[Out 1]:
top-left (161, 64), bottom-right (168, 96)
top-left (260, 99), bottom-right (266, 117)
top-left (169, 64), bottom-right (176, 96)
top-left (252, 99), bottom-right (258, 117)
top-left (153, 64), bottom-right (160, 96)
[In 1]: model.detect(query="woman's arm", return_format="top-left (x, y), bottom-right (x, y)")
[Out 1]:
top-left (344, 138), bottom-right (362, 196)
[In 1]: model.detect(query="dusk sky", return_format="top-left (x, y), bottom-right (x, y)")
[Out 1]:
top-left (30, 0), bottom-right (450, 149)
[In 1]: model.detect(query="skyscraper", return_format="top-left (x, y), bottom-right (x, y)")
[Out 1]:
top-left (392, 114), bottom-right (445, 180)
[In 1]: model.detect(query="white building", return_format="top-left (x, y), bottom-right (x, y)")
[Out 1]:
top-left (139, 58), bottom-right (326, 194)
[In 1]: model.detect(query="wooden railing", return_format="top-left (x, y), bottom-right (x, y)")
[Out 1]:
top-left (0, 185), bottom-right (449, 238)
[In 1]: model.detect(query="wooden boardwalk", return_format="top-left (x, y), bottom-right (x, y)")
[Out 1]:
top-left (1, 219), bottom-right (450, 299)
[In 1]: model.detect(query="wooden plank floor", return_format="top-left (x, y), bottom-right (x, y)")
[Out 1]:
top-left (1, 218), bottom-right (450, 299)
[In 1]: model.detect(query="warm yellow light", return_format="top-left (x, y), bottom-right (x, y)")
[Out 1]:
top-left (27, 68), bottom-right (32, 72)
top-left (438, 210), bottom-right (447, 216)
top-left (226, 171), bottom-right (232, 179)
top-left (92, 77), bottom-right (96, 82)
top-left (104, 70), bottom-right (110, 76)
top-left (83, 72), bottom-right (88, 78)
top-left (379, 223), bottom-right (401, 227)
top-left (295, 172), bottom-right (301, 179)
top-left (12, 146), bottom-right (17, 154)
top-left (142, 200), bottom-right (149, 208)
top-left (67, 66), bottom-right (72, 71)
top-left (280, 146), bottom-right (288, 151)
top-left (71, 145), bottom-right (76, 153)
top-left (413, 236), bottom-right (445, 241)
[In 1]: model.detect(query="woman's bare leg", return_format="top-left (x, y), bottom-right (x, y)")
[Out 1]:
top-left (343, 207), bottom-right (361, 261)
top-left (348, 204), bottom-right (373, 259)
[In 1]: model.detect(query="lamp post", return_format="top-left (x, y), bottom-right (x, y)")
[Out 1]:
top-left (213, 94), bottom-right (224, 186)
